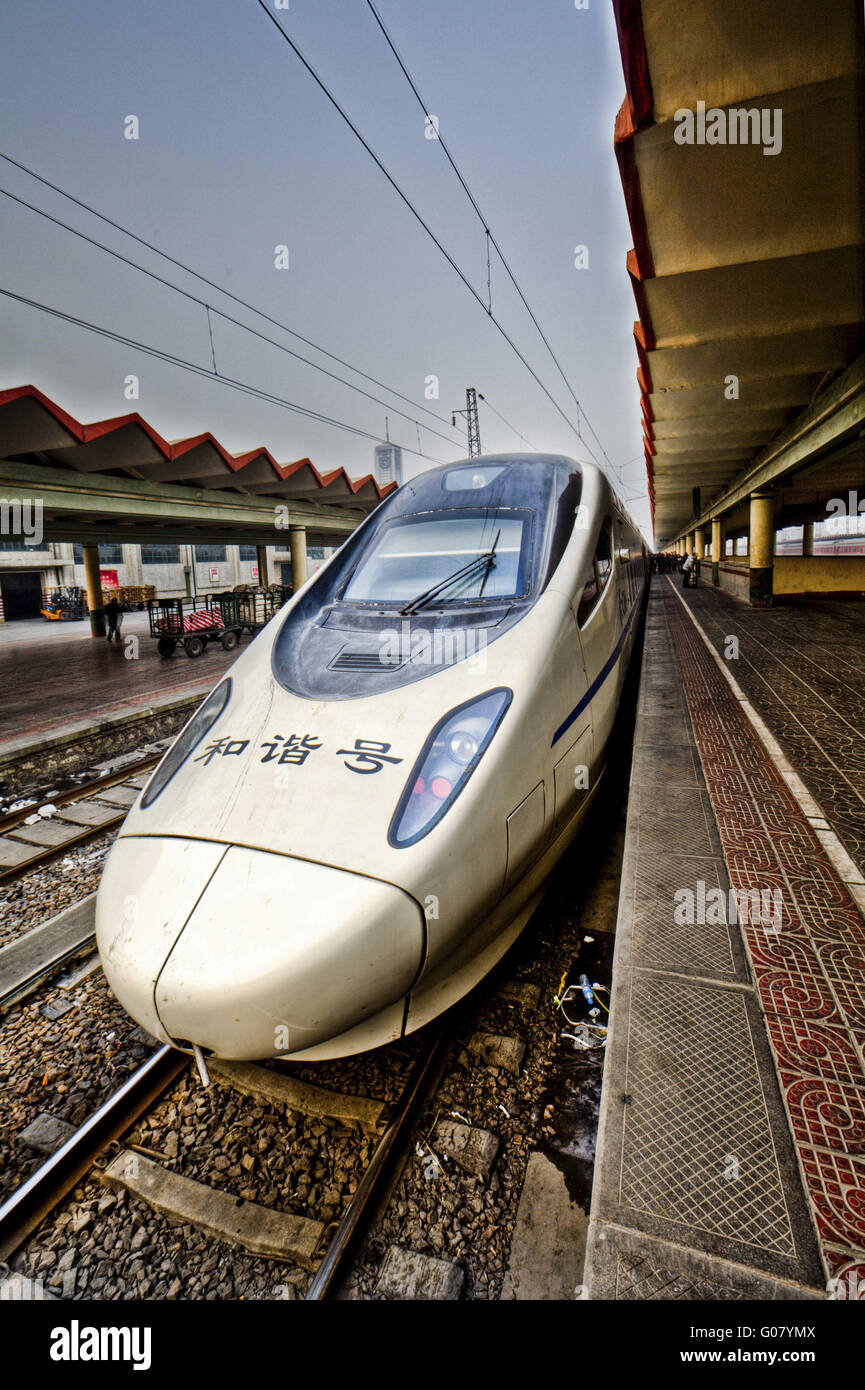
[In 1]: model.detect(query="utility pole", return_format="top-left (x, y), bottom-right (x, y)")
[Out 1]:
top-left (451, 387), bottom-right (483, 458)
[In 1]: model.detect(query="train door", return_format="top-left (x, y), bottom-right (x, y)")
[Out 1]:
top-left (573, 517), bottom-right (618, 759)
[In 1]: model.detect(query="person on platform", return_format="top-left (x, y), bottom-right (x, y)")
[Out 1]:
top-left (682, 552), bottom-right (694, 587)
top-left (104, 596), bottom-right (122, 643)
top-left (691, 550), bottom-right (701, 586)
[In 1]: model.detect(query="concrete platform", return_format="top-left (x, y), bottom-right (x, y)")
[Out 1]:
top-left (678, 582), bottom-right (865, 886)
top-left (0, 894), bottom-right (96, 1010)
top-left (585, 578), bottom-right (865, 1300)
top-left (0, 610), bottom-right (238, 766)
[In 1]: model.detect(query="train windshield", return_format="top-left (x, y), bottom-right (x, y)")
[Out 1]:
top-left (341, 510), bottom-right (531, 605)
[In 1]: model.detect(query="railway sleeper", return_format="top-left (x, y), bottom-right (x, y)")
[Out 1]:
top-left (210, 1059), bottom-right (386, 1132)
top-left (102, 1150), bottom-right (325, 1268)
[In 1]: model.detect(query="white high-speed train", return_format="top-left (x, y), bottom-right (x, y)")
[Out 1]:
top-left (96, 454), bottom-right (647, 1062)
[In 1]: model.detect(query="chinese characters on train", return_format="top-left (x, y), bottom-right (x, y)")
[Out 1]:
top-left (193, 735), bottom-right (403, 774)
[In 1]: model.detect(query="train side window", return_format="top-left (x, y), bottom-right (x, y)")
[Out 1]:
top-left (576, 518), bottom-right (613, 627)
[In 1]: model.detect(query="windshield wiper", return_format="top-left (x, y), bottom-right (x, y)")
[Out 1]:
top-left (400, 529), bottom-right (501, 616)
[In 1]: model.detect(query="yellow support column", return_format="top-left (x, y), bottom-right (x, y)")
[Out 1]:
top-left (711, 518), bottom-right (724, 585)
top-left (692, 530), bottom-right (704, 586)
top-left (289, 526), bottom-right (307, 593)
top-left (82, 543), bottom-right (106, 637)
top-left (749, 494), bottom-right (775, 607)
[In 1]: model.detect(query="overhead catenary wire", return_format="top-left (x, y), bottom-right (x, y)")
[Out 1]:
top-left (251, 0), bottom-right (602, 461)
top-left (0, 148), bottom-right (462, 442)
top-left (0, 61), bottom-right (637, 490)
top-left (478, 395), bottom-right (537, 451)
top-left (0, 285), bottom-right (451, 464)
top-left (0, 182), bottom-right (462, 453)
top-left (361, 0), bottom-right (619, 480)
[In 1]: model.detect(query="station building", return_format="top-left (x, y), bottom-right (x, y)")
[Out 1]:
top-left (0, 539), bottom-right (334, 623)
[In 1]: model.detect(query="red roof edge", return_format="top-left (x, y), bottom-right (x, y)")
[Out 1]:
top-left (626, 250), bottom-right (656, 351)
top-left (0, 385), bottom-right (394, 501)
top-left (611, 0), bottom-right (654, 131)
top-left (616, 139), bottom-right (655, 281)
top-left (0, 383), bottom-right (85, 442)
top-left (613, 0), bottom-right (658, 538)
top-left (634, 325), bottom-right (653, 393)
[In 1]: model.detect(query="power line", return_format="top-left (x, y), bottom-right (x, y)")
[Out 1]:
top-left (0, 285), bottom-right (450, 465)
top-left (0, 148), bottom-right (462, 442)
top-left (361, 0), bottom-right (618, 479)
top-left (0, 180), bottom-right (462, 454)
top-left (251, 0), bottom-right (595, 455)
top-left (478, 394), bottom-right (537, 451)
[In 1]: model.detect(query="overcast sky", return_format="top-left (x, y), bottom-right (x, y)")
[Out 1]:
top-left (0, 0), bottom-right (649, 536)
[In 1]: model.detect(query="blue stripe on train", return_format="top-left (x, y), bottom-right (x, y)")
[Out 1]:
top-left (551, 590), bottom-right (643, 747)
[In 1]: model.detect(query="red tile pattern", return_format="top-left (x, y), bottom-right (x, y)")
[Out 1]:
top-left (664, 581), bottom-right (865, 1280)
top-left (823, 1248), bottom-right (865, 1300)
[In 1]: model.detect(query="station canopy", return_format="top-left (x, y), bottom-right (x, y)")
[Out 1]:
top-left (613, 0), bottom-right (865, 547)
top-left (0, 384), bottom-right (397, 548)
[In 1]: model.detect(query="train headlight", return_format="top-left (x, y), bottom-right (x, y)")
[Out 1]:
top-left (448, 730), bottom-right (479, 765)
top-left (140, 679), bottom-right (232, 809)
top-left (388, 688), bottom-right (512, 847)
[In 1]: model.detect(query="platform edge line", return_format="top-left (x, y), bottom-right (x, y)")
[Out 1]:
top-left (666, 578), bottom-right (865, 919)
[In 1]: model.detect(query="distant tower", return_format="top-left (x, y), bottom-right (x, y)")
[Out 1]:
top-left (464, 388), bottom-right (481, 458)
top-left (374, 442), bottom-right (403, 487)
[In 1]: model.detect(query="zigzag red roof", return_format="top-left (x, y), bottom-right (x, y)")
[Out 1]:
top-left (0, 384), bottom-right (397, 507)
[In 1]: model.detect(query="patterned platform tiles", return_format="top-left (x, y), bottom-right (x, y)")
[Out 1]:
top-left (585, 587), bottom-right (824, 1300)
top-left (664, 578), bottom-right (865, 1293)
top-left (680, 584), bottom-right (865, 882)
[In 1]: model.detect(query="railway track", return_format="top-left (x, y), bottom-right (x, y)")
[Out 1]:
top-left (0, 750), bottom-right (165, 885)
top-left (0, 1046), bottom-right (186, 1266)
top-left (0, 1031), bottom-right (451, 1299)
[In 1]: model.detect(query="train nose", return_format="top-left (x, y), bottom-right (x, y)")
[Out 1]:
top-left (96, 837), bottom-right (426, 1059)
top-left (96, 835), bottom-right (228, 1046)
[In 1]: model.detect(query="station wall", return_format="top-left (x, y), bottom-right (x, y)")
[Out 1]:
top-left (0, 541), bottom-right (335, 620)
top-left (718, 556), bottom-right (865, 601)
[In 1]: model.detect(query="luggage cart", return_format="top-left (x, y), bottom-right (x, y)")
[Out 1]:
top-left (147, 595), bottom-right (241, 658)
top-left (211, 586), bottom-right (290, 637)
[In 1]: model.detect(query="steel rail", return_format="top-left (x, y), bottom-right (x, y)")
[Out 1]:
top-left (0, 1028), bottom-right (447, 1290)
top-left (305, 1029), bottom-right (449, 1300)
top-left (0, 754), bottom-right (161, 835)
top-left (0, 815), bottom-right (128, 887)
top-left (0, 1046), bottom-right (188, 1264)
top-left (0, 934), bottom-right (97, 1014)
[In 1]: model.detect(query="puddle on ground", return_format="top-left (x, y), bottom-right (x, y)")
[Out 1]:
top-left (535, 930), bottom-right (614, 1210)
